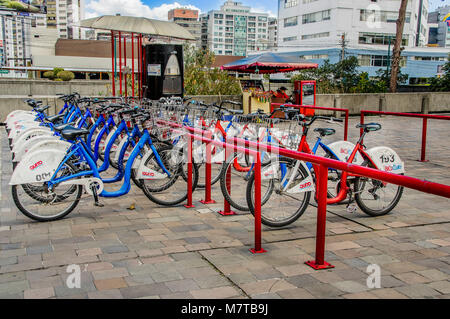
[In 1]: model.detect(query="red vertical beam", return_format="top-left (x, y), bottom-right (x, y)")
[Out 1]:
top-left (306, 164), bottom-right (334, 270)
top-left (110, 30), bottom-right (115, 96)
top-left (184, 135), bottom-right (195, 208)
top-left (421, 118), bottom-right (428, 162)
top-left (200, 130), bottom-right (216, 205)
top-left (142, 35), bottom-right (146, 99)
top-left (344, 110), bottom-right (349, 141)
top-left (218, 145), bottom-right (237, 216)
top-left (124, 34), bottom-right (127, 98)
top-left (131, 33), bottom-right (135, 98)
top-left (119, 31), bottom-right (122, 96)
top-left (250, 152), bottom-right (266, 254)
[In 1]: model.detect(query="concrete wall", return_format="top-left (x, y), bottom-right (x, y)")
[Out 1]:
top-left (0, 79), bottom-right (110, 97)
top-left (317, 93), bottom-right (450, 115)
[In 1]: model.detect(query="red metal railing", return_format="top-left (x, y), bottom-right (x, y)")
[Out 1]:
top-left (360, 110), bottom-right (450, 162)
top-left (271, 103), bottom-right (349, 141)
top-left (160, 119), bottom-right (450, 270)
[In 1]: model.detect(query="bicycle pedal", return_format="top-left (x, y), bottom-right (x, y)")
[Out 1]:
top-left (346, 204), bottom-right (357, 214)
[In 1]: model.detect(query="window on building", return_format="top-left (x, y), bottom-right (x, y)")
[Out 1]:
top-left (283, 36), bottom-right (297, 42)
top-left (302, 32), bottom-right (330, 40)
top-left (284, 16), bottom-right (298, 27)
top-left (360, 10), bottom-right (411, 23)
top-left (358, 54), bottom-right (407, 67)
top-left (284, 0), bottom-right (298, 8)
top-left (302, 10), bottom-right (331, 24)
top-left (359, 32), bottom-right (409, 46)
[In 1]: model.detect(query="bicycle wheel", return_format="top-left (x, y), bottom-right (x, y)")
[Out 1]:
top-left (219, 153), bottom-right (253, 211)
top-left (246, 157), bottom-right (312, 227)
top-left (354, 161), bottom-right (404, 217)
top-left (140, 145), bottom-right (199, 206)
top-left (196, 130), bottom-right (225, 188)
top-left (11, 162), bottom-right (83, 222)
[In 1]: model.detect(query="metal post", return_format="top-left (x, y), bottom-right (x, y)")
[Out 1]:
top-left (118, 31), bottom-right (122, 96)
top-left (344, 110), bottom-right (349, 141)
top-left (184, 135), bottom-right (195, 208)
top-left (124, 35), bottom-right (127, 98)
top-left (250, 152), bottom-right (266, 254)
top-left (200, 130), bottom-right (216, 204)
top-left (218, 147), bottom-right (237, 216)
top-left (110, 30), bottom-right (115, 96)
top-left (131, 33), bottom-right (135, 98)
top-left (306, 164), bottom-right (334, 269)
top-left (141, 35), bottom-right (145, 99)
top-left (420, 117), bottom-right (428, 162)
top-left (360, 112), bottom-right (365, 138)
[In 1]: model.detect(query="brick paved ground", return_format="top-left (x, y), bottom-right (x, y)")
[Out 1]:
top-left (0, 115), bottom-right (449, 299)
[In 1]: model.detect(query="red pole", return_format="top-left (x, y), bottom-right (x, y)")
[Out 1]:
top-left (421, 118), bottom-right (428, 162)
top-left (118, 31), bottom-right (122, 96)
top-left (137, 35), bottom-right (141, 100)
top-left (360, 111), bottom-right (365, 138)
top-left (344, 110), bottom-right (349, 141)
top-left (110, 30), bottom-right (115, 96)
top-left (131, 33), bottom-right (135, 98)
top-left (124, 35), bottom-right (127, 98)
top-left (141, 35), bottom-right (145, 99)
top-left (306, 164), bottom-right (334, 270)
top-left (250, 152), bottom-right (266, 254)
top-left (184, 135), bottom-right (195, 208)
top-left (200, 130), bottom-right (216, 204)
top-left (218, 147), bottom-right (237, 216)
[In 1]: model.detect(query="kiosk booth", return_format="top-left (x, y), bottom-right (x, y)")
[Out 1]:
top-left (79, 15), bottom-right (195, 99)
top-left (222, 53), bottom-right (318, 114)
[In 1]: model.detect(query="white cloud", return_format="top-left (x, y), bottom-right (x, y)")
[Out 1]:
top-left (85, 0), bottom-right (201, 20)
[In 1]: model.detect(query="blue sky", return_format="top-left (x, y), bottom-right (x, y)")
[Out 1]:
top-left (84, 0), bottom-right (448, 20)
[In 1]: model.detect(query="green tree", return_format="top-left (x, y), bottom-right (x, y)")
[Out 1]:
top-left (429, 56), bottom-right (450, 92)
top-left (183, 45), bottom-right (241, 95)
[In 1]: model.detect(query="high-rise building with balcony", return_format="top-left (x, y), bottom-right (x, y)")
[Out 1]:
top-left (39, 0), bottom-right (85, 39)
top-left (201, 1), bottom-right (270, 56)
top-left (168, 8), bottom-right (201, 48)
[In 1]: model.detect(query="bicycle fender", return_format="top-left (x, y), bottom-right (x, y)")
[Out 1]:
top-left (8, 122), bottom-right (43, 140)
top-left (326, 141), bottom-right (364, 165)
top-left (10, 127), bottom-right (53, 147)
top-left (102, 127), bottom-right (117, 152)
top-left (6, 110), bottom-right (34, 122)
top-left (6, 114), bottom-right (36, 126)
top-left (12, 135), bottom-right (60, 162)
top-left (9, 149), bottom-right (67, 185)
top-left (365, 147), bottom-right (405, 174)
top-left (135, 150), bottom-right (169, 180)
top-left (113, 136), bottom-right (131, 162)
top-left (15, 140), bottom-right (71, 164)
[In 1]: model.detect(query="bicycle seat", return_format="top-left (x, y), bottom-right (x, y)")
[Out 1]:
top-left (54, 122), bottom-right (76, 132)
top-left (61, 127), bottom-right (90, 141)
top-left (35, 105), bottom-right (50, 113)
top-left (314, 128), bottom-right (336, 137)
top-left (44, 113), bottom-right (65, 124)
top-left (356, 123), bottom-right (382, 132)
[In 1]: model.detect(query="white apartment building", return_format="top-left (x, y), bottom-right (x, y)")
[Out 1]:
top-left (0, 10), bottom-right (40, 78)
top-left (201, 1), bottom-right (270, 56)
top-left (268, 17), bottom-right (278, 50)
top-left (277, 0), bottom-right (430, 50)
top-left (36, 0), bottom-right (85, 39)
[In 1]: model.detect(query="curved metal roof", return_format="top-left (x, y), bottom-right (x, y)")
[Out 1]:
top-left (79, 15), bottom-right (195, 41)
top-left (222, 52), bottom-right (318, 74)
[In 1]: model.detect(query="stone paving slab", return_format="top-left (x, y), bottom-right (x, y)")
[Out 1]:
top-left (1, 116), bottom-right (449, 299)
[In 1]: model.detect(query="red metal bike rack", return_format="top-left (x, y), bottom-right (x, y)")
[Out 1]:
top-left (360, 110), bottom-right (450, 162)
top-left (271, 103), bottom-right (350, 141)
top-left (158, 117), bottom-right (450, 268)
top-left (200, 130), bottom-right (216, 205)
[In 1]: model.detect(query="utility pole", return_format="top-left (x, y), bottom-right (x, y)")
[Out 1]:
top-left (387, 36), bottom-right (392, 77)
top-left (339, 33), bottom-right (348, 61)
top-left (390, 0), bottom-right (408, 93)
